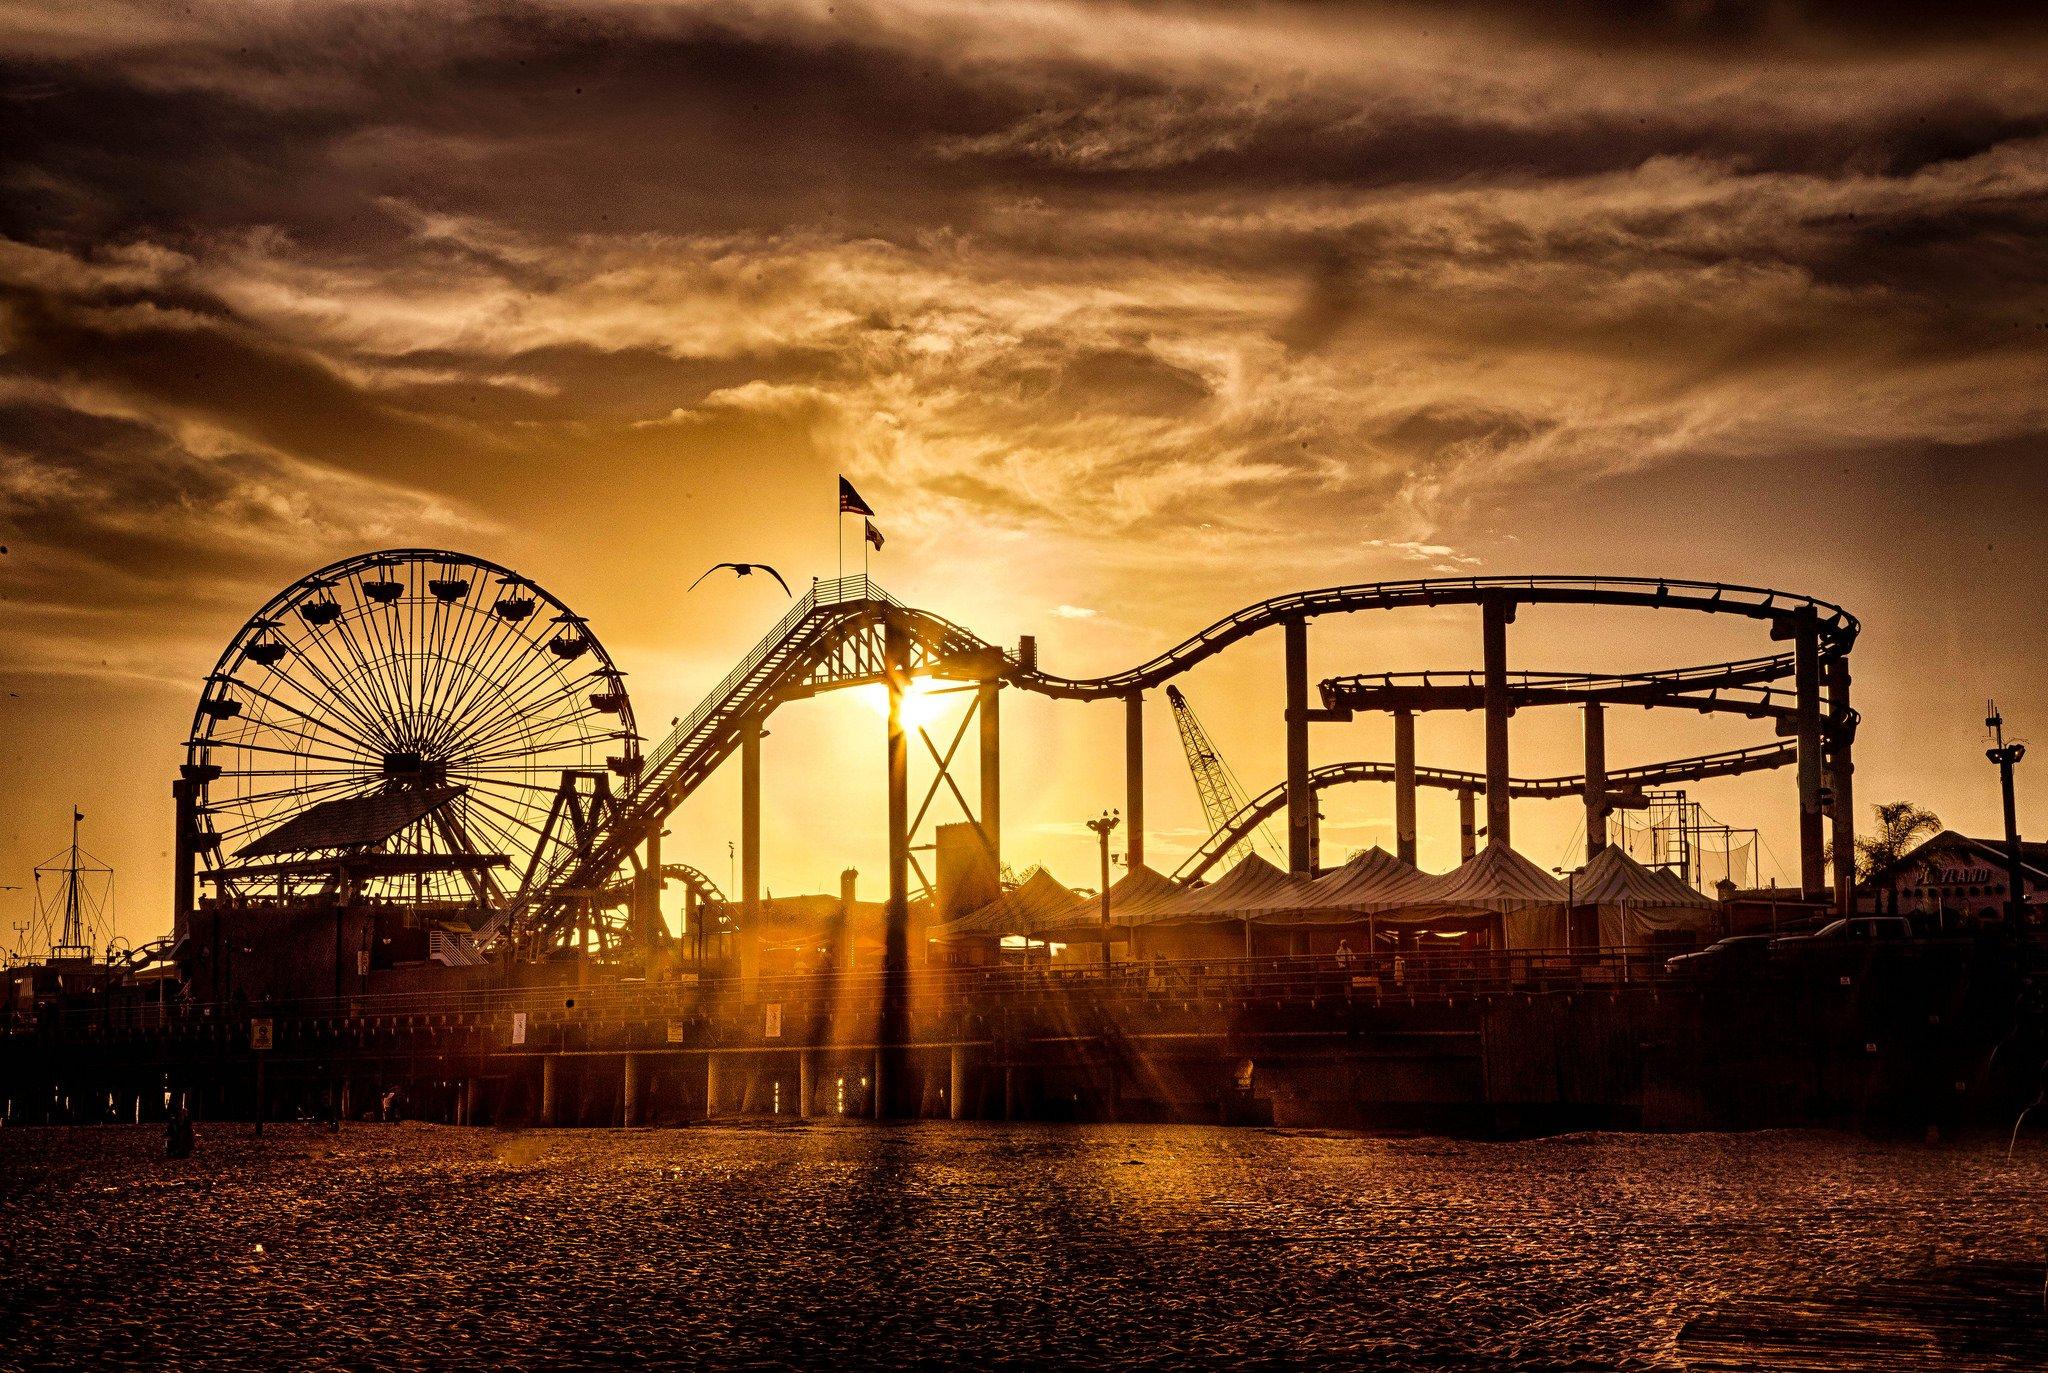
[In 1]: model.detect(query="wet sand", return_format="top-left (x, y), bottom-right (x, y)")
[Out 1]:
top-left (0, 1123), bottom-right (2042, 1370)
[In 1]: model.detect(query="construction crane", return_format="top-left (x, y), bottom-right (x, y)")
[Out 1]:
top-left (1164, 685), bottom-right (1282, 873)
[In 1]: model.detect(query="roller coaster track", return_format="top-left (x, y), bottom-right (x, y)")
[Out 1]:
top-left (597, 863), bottom-right (727, 911)
top-left (1011, 575), bottom-right (1855, 700)
top-left (498, 574), bottom-right (1855, 949)
top-left (1316, 654), bottom-right (1857, 726)
top-left (1172, 742), bottom-right (1797, 882)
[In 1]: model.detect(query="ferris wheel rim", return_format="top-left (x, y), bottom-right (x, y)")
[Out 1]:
top-left (184, 549), bottom-right (639, 894)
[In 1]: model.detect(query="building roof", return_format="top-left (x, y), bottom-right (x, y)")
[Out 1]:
top-left (1576, 845), bottom-right (1711, 909)
top-left (1862, 830), bottom-right (2048, 890)
top-left (236, 786), bottom-right (464, 858)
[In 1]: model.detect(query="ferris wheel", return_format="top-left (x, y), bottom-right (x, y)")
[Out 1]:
top-left (185, 550), bottom-right (638, 908)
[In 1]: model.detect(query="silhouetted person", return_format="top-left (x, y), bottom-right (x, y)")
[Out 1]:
top-left (166, 1105), bottom-right (195, 1159)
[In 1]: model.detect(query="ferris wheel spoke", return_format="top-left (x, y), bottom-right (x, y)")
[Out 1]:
top-left (267, 634), bottom-right (397, 750)
top-left (421, 591), bottom-right (533, 731)
top-left (442, 771), bottom-right (585, 796)
top-left (452, 787), bottom-right (551, 845)
top-left (428, 588), bottom-right (492, 716)
top-left (203, 712), bottom-right (377, 765)
top-left (461, 643), bottom-right (603, 751)
top-left (336, 592), bottom-right (422, 735)
top-left (454, 680), bottom-right (600, 763)
top-left (210, 773), bottom-right (381, 814)
top-left (444, 763), bottom-right (600, 781)
top-left (417, 596), bottom-right (485, 735)
top-left (254, 625), bottom-right (391, 745)
top-left (218, 677), bottom-right (387, 759)
top-left (199, 735), bottom-right (376, 769)
top-left (454, 725), bottom-right (611, 773)
top-left (341, 598), bottom-right (413, 732)
top-left (420, 629), bottom-right (518, 760)
top-left (426, 619), bottom-right (554, 756)
top-left (432, 611), bottom-right (568, 749)
top-left (427, 654), bottom-right (574, 764)
top-left (298, 618), bottom-right (406, 747)
top-left (206, 767), bottom-right (379, 779)
top-left (449, 796), bottom-right (526, 868)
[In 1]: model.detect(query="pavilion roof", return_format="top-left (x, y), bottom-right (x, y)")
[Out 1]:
top-left (236, 786), bottom-right (463, 858)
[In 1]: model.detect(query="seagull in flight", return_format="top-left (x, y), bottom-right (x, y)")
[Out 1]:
top-left (689, 562), bottom-right (792, 596)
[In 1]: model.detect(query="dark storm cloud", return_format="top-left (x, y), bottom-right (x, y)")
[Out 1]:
top-left (2, 0), bottom-right (2046, 632)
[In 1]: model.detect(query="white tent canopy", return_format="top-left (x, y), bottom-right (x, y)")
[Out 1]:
top-left (1405, 843), bottom-right (1570, 948)
top-left (931, 867), bottom-right (1088, 941)
top-left (1107, 863), bottom-right (1185, 926)
top-left (1286, 846), bottom-right (1447, 924)
top-left (1149, 854), bottom-right (1313, 925)
top-left (1577, 845), bottom-right (1714, 947)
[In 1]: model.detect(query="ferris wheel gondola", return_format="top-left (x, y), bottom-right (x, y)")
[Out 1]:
top-left (185, 550), bottom-right (638, 909)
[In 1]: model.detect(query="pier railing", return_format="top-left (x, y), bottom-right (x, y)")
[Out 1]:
top-left (5, 947), bottom-right (1679, 1039)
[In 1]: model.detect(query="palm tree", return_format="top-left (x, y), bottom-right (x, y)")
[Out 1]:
top-left (1853, 801), bottom-right (1943, 882)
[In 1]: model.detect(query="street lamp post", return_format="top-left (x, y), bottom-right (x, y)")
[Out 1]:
top-left (1086, 810), bottom-right (1121, 971)
top-left (1553, 866), bottom-right (1583, 951)
top-left (1986, 703), bottom-right (2027, 931)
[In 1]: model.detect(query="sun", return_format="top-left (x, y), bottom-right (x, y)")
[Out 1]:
top-left (857, 676), bottom-right (948, 729)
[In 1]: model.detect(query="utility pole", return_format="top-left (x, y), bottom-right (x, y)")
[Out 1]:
top-left (1086, 810), bottom-right (1121, 970)
top-left (1986, 702), bottom-right (2027, 931)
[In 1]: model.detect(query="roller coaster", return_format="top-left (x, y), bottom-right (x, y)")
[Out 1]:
top-left (176, 561), bottom-right (1859, 965)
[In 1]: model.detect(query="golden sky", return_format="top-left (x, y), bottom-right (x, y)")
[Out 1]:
top-left (3, 2), bottom-right (2047, 945)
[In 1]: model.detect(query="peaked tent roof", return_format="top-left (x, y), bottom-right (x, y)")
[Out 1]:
top-left (931, 867), bottom-right (1089, 940)
top-left (1108, 863), bottom-right (1186, 927)
top-left (1151, 853), bottom-right (1313, 924)
top-left (1289, 846), bottom-right (1447, 920)
top-left (1420, 842), bottom-right (1570, 912)
top-left (1576, 845), bottom-right (1711, 908)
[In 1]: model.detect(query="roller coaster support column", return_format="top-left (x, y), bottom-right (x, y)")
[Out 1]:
top-left (980, 679), bottom-right (1002, 875)
top-left (634, 825), bottom-right (662, 947)
top-left (740, 720), bottom-right (763, 979)
top-left (1791, 612), bottom-right (1825, 897)
top-left (1285, 618), bottom-right (1316, 875)
top-left (1125, 692), bottom-right (1145, 869)
top-left (1459, 789), bottom-right (1478, 861)
top-left (1482, 595), bottom-right (1514, 849)
top-left (1827, 654), bottom-right (1856, 915)
top-left (1393, 709), bottom-right (1418, 866)
top-left (881, 616), bottom-right (911, 1115)
top-left (1584, 701), bottom-right (1609, 861)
